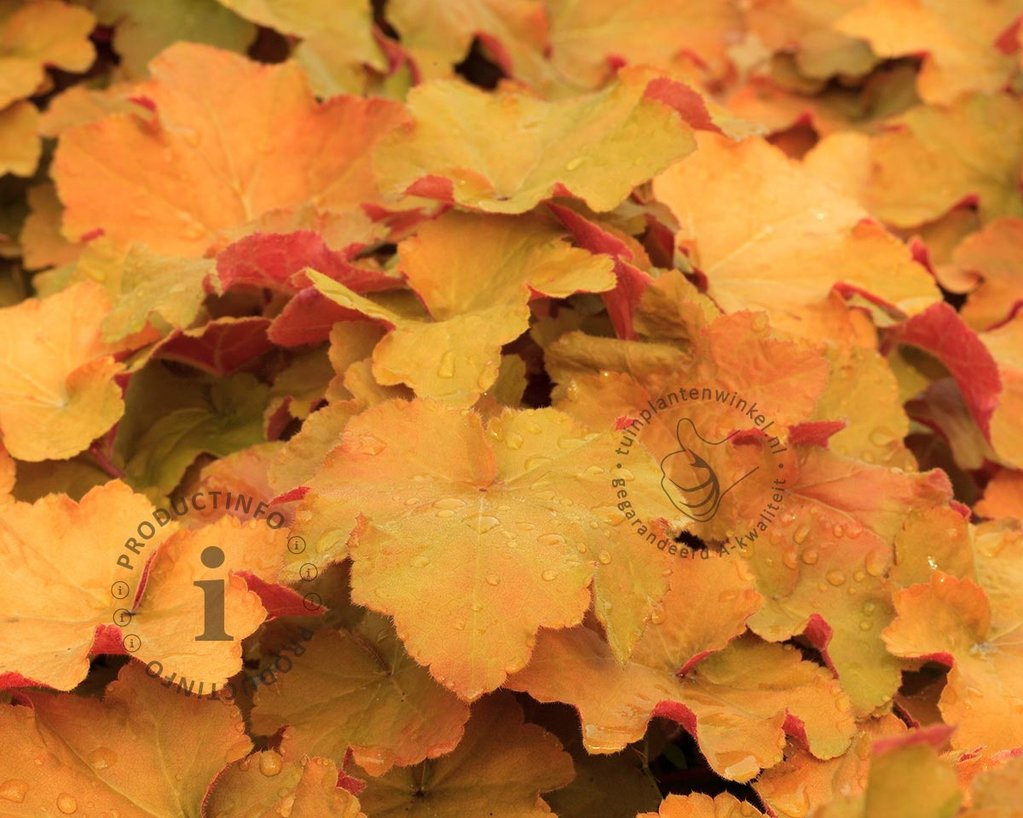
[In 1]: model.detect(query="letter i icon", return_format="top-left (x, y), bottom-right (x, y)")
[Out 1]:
top-left (194, 545), bottom-right (233, 641)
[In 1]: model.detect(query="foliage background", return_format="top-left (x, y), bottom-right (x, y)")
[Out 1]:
top-left (0, 1), bottom-right (1022, 816)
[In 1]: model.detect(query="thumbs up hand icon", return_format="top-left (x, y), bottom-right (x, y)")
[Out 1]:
top-left (659, 418), bottom-right (758, 523)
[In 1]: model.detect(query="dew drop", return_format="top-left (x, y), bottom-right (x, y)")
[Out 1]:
top-left (597, 550), bottom-right (612, 565)
top-left (436, 509), bottom-right (455, 518)
top-left (723, 755), bottom-right (760, 781)
top-left (782, 551), bottom-right (798, 570)
top-left (506, 432), bottom-right (524, 450)
top-left (826, 570), bottom-right (846, 586)
top-left (259, 752), bottom-right (283, 777)
top-left (485, 574), bottom-right (500, 586)
top-left (541, 569), bottom-right (558, 581)
top-left (88, 746), bottom-right (117, 770)
top-left (57, 793), bottom-right (78, 814)
top-left (538, 533), bottom-right (566, 547)
top-left (472, 516), bottom-right (501, 534)
top-left (565, 156), bottom-right (586, 171)
top-left (801, 548), bottom-right (819, 565)
top-left (793, 524), bottom-right (811, 544)
top-left (832, 523), bottom-right (844, 538)
top-left (471, 601), bottom-right (483, 611)
top-left (616, 468), bottom-right (635, 480)
top-left (859, 620), bottom-right (872, 631)
top-left (862, 601), bottom-right (877, 614)
top-left (355, 434), bottom-right (386, 455)
top-left (525, 456), bottom-right (553, 471)
top-left (437, 350), bottom-right (456, 378)
top-left (576, 543), bottom-right (588, 554)
top-left (453, 619), bottom-right (465, 631)
top-left (412, 555), bottom-right (430, 568)
top-left (0, 780), bottom-right (27, 803)
top-left (502, 656), bottom-right (528, 677)
top-left (650, 607), bottom-right (665, 625)
top-left (865, 547), bottom-right (888, 577)
top-left (868, 427), bottom-right (893, 447)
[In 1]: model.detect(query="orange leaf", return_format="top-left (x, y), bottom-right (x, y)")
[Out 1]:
top-left (835, 0), bottom-right (1023, 104)
top-left (293, 398), bottom-right (675, 700)
top-left (976, 469), bottom-right (1023, 520)
top-left (745, 448), bottom-right (953, 714)
top-left (0, 662), bottom-right (251, 816)
top-left (0, 100), bottom-right (40, 177)
top-left (19, 183), bottom-right (80, 270)
top-left (510, 629), bottom-right (854, 782)
top-left (806, 94), bottom-right (1023, 228)
top-left (982, 314), bottom-right (1023, 468)
top-left (205, 738), bottom-right (367, 818)
top-left (0, 0), bottom-right (95, 108)
top-left (949, 217), bottom-right (1023, 331)
top-left (357, 694), bottom-right (573, 817)
top-left (54, 43), bottom-right (406, 254)
top-left (744, 0), bottom-right (878, 79)
top-left (653, 132), bottom-right (939, 332)
top-left (373, 67), bottom-right (710, 214)
top-left (250, 615), bottom-right (470, 775)
top-left (387, 0), bottom-right (553, 86)
top-left (310, 211), bottom-right (614, 405)
top-left (755, 715), bottom-right (908, 818)
top-left (640, 791), bottom-right (767, 817)
top-left (0, 281), bottom-right (124, 462)
top-left (884, 521), bottom-right (1023, 754)
top-left (546, 0), bottom-right (743, 89)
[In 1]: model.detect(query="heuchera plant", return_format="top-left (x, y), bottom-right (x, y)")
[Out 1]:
top-left (0, 1), bottom-right (1021, 816)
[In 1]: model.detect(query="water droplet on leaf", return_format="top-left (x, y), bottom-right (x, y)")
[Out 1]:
top-left (0, 780), bottom-right (27, 803)
top-left (437, 350), bottom-right (456, 378)
top-left (258, 752), bottom-right (283, 777)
